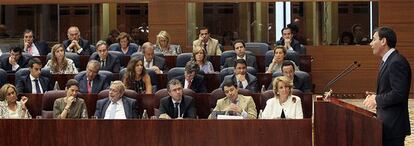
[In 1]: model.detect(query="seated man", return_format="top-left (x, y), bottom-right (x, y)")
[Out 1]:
top-left (0, 47), bottom-right (30, 73)
top-left (21, 29), bottom-right (50, 56)
top-left (209, 79), bottom-right (257, 119)
top-left (141, 42), bottom-right (166, 74)
top-left (268, 60), bottom-right (311, 93)
top-left (94, 81), bottom-right (138, 119)
top-left (159, 79), bottom-right (196, 119)
top-left (276, 27), bottom-right (304, 54)
top-left (90, 40), bottom-right (121, 73)
top-left (220, 59), bottom-right (258, 92)
top-left (223, 40), bottom-right (257, 70)
top-left (62, 26), bottom-right (92, 55)
top-left (192, 27), bottom-right (221, 56)
top-left (75, 60), bottom-right (110, 93)
top-left (16, 58), bottom-right (52, 94)
top-left (174, 62), bottom-right (207, 93)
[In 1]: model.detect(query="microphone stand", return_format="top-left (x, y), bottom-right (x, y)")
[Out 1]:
top-left (322, 62), bottom-right (361, 98)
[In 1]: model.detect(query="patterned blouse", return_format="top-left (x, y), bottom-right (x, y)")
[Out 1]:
top-left (154, 44), bottom-right (182, 56)
top-left (44, 58), bottom-right (78, 74)
top-left (0, 101), bottom-right (31, 119)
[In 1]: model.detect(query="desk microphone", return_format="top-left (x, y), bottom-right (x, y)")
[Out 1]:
top-left (323, 61), bottom-right (361, 93)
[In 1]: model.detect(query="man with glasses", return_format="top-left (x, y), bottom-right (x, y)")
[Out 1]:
top-left (209, 79), bottom-right (257, 119)
top-left (75, 60), bottom-right (110, 94)
top-left (174, 62), bottom-right (206, 93)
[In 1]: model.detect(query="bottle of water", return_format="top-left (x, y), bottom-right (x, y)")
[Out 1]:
top-left (54, 81), bottom-right (60, 90)
top-left (261, 85), bottom-right (266, 93)
top-left (142, 109), bottom-right (148, 119)
top-left (258, 109), bottom-right (263, 119)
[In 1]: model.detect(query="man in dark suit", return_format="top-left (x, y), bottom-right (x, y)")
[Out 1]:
top-left (276, 27), bottom-right (305, 54)
top-left (22, 29), bottom-right (50, 56)
top-left (141, 42), bottom-right (166, 74)
top-left (15, 58), bottom-right (52, 94)
top-left (363, 27), bottom-right (411, 146)
top-left (223, 40), bottom-right (258, 70)
top-left (174, 62), bottom-right (207, 93)
top-left (90, 40), bottom-right (120, 73)
top-left (0, 47), bottom-right (30, 73)
top-left (94, 80), bottom-right (138, 119)
top-left (62, 26), bottom-right (92, 55)
top-left (159, 79), bottom-right (196, 119)
top-left (268, 60), bottom-right (311, 92)
top-left (75, 60), bottom-right (110, 93)
top-left (220, 59), bottom-right (258, 92)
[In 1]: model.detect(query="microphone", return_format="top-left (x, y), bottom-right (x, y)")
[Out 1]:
top-left (323, 61), bottom-right (361, 93)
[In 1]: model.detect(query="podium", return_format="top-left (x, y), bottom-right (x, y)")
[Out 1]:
top-left (315, 97), bottom-right (382, 146)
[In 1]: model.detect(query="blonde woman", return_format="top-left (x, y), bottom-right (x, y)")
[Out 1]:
top-left (155, 30), bottom-right (181, 55)
top-left (44, 44), bottom-right (78, 74)
top-left (0, 84), bottom-right (31, 119)
top-left (266, 45), bottom-right (299, 73)
top-left (262, 76), bottom-right (303, 119)
top-left (189, 46), bottom-right (214, 73)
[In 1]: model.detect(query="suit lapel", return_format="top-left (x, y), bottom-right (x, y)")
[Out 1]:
top-left (122, 97), bottom-right (130, 118)
top-left (26, 76), bottom-right (32, 93)
top-left (102, 99), bottom-right (111, 118)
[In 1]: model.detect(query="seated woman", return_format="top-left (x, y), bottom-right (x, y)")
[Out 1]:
top-left (266, 45), bottom-right (299, 73)
top-left (44, 44), bottom-right (78, 74)
top-left (262, 76), bottom-right (303, 119)
top-left (154, 30), bottom-right (181, 56)
top-left (0, 84), bottom-right (31, 119)
top-left (53, 79), bottom-right (88, 119)
top-left (110, 32), bottom-right (138, 56)
top-left (189, 46), bottom-right (214, 73)
top-left (123, 58), bottom-right (152, 94)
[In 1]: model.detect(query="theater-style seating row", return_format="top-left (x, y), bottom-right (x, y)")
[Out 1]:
top-left (23, 88), bottom-right (312, 119)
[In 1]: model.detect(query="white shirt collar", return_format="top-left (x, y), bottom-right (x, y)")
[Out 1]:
top-left (382, 48), bottom-right (395, 63)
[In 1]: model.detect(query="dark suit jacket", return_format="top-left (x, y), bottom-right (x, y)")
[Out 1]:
top-left (63, 38), bottom-right (92, 55)
top-left (152, 56), bottom-right (167, 71)
top-left (220, 73), bottom-right (258, 92)
top-left (223, 54), bottom-right (258, 70)
top-left (20, 41), bottom-right (50, 55)
top-left (90, 53), bottom-right (121, 73)
top-left (94, 96), bottom-right (138, 119)
top-left (159, 95), bottom-right (196, 118)
top-left (0, 54), bottom-right (30, 73)
top-left (175, 75), bottom-right (207, 93)
top-left (15, 75), bottom-right (52, 94)
top-left (276, 39), bottom-right (305, 55)
top-left (75, 73), bottom-right (110, 94)
top-left (376, 50), bottom-right (411, 140)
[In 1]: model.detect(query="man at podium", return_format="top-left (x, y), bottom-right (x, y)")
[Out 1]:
top-left (363, 27), bottom-right (411, 146)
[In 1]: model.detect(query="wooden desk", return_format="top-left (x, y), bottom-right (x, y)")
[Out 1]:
top-left (0, 119), bottom-right (312, 146)
top-left (315, 97), bottom-right (382, 146)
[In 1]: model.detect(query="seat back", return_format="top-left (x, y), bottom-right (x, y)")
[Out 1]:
top-left (167, 67), bottom-right (185, 81)
top-left (0, 69), bottom-right (6, 87)
top-left (245, 42), bottom-right (270, 56)
top-left (176, 53), bottom-right (193, 67)
top-left (220, 50), bottom-right (236, 66)
top-left (41, 90), bottom-right (66, 118)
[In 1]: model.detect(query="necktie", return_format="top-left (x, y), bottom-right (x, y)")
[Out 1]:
top-left (34, 79), bottom-right (41, 93)
top-left (238, 81), bottom-right (243, 89)
top-left (281, 109), bottom-right (286, 119)
top-left (174, 102), bottom-right (180, 118)
top-left (101, 60), bottom-right (106, 68)
top-left (203, 43), bottom-right (207, 51)
top-left (109, 102), bottom-right (117, 119)
top-left (146, 61), bottom-right (151, 68)
top-left (87, 80), bottom-right (92, 93)
top-left (187, 80), bottom-right (192, 89)
top-left (28, 47), bottom-right (32, 54)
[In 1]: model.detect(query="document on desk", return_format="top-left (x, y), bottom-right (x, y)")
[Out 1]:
top-left (217, 115), bottom-right (243, 119)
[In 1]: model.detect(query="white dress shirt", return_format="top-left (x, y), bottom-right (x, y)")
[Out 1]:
top-left (143, 57), bottom-right (154, 69)
top-left (104, 99), bottom-right (126, 119)
top-left (30, 74), bottom-right (43, 94)
top-left (261, 95), bottom-right (303, 119)
top-left (26, 44), bottom-right (40, 56)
